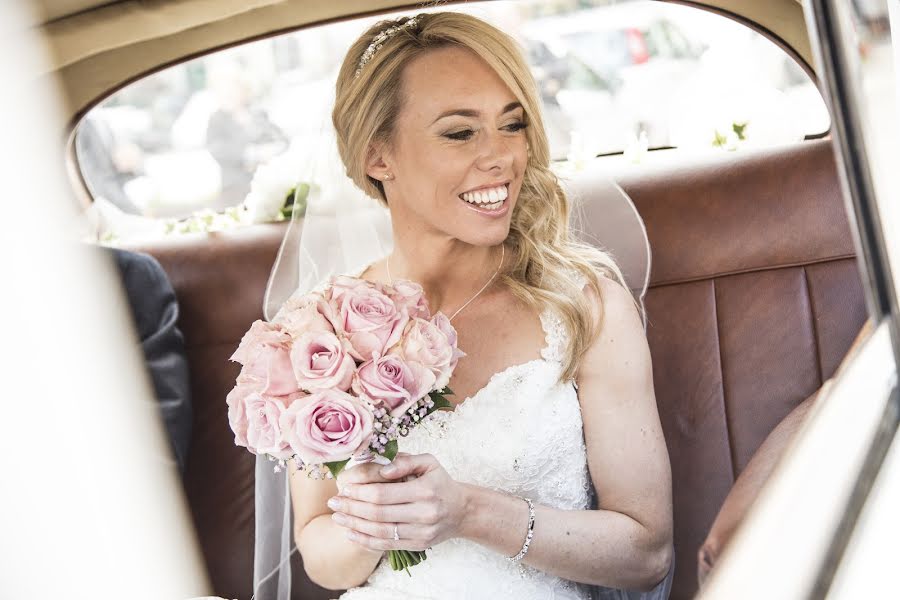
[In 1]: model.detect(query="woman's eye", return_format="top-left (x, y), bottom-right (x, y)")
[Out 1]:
top-left (445, 129), bottom-right (474, 141)
top-left (505, 121), bottom-right (528, 133)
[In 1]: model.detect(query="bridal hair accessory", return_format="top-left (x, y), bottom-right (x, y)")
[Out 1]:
top-left (507, 496), bottom-right (536, 563)
top-left (355, 16), bottom-right (420, 77)
top-left (387, 244), bottom-right (504, 322)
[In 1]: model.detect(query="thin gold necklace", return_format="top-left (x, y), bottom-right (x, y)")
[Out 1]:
top-left (386, 245), bottom-right (505, 322)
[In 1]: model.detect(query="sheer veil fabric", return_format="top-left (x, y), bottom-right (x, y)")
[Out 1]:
top-left (251, 95), bottom-right (654, 600)
top-left (253, 103), bottom-right (394, 600)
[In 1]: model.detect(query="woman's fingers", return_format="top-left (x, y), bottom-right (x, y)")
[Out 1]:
top-left (378, 453), bottom-right (436, 480)
top-left (330, 496), bottom-right (436, 524)
top-left (347, 526), bottom-right (429, 552)
top-left (332, 510), bottom-right (424, 539)
top-left (340, 478), bottom-right (433, 504)
top-left (335, 462), bottom-right (391, 491)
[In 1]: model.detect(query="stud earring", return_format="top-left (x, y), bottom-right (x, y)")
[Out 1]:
top-left (383, 173), bottom-right (393, 181)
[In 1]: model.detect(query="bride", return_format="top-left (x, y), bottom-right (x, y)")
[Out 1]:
top-left (279, 12), bottom-right (673, 600)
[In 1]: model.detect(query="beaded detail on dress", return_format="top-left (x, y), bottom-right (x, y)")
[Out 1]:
top-left (337, 302), bottom-right (592, 600)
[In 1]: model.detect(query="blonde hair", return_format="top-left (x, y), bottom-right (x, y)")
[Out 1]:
top-left (333, 12), bottom-right (641, 382)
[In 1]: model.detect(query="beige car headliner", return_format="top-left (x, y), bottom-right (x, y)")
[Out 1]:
top-left (30, 0), bottom-right (812, 128)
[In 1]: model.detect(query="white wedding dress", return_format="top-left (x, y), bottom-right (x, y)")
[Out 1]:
top-left (336, 300), bottom-right (674, 600)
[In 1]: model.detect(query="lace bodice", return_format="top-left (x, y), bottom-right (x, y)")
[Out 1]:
top-left (337, 303), bottom-right (593, 600)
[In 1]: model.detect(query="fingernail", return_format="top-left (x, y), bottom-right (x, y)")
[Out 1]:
top-left (381, 465), bottom-right (398, 476)
top-left (339, 484), bottom-right (353, 497)
top-left (327, 497), bottom-right (341, 510)
top-left (346, 531), bottom-right (358, 541)
top-left (331, 512), bottom-right (347, 525)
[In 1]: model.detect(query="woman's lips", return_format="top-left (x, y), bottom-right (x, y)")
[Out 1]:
top-left (458, 183), bottom-right (510, 217)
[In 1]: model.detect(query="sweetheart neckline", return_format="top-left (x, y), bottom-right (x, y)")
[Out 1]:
top-left (434, 357), bottom-right (562, 418)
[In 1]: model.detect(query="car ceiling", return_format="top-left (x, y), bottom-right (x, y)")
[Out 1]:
top-left (28, 0), bottom-right (812, 128)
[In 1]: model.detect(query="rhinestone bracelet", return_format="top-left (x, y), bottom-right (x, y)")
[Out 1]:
top-left (507, 496), bottom-right (535, 563)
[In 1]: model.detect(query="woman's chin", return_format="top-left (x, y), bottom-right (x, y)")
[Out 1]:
top-left (454, 225), bottom-right (510, 249)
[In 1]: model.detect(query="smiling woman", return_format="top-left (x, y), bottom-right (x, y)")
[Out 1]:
top-left (271, 11), bottom-right (673, 600)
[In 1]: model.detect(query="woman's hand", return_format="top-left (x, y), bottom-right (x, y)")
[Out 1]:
top-left (327, 452), bottom-right (470, 552)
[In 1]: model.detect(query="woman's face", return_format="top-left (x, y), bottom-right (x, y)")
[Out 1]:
top-left (372, 46), bottom-right (529, 248)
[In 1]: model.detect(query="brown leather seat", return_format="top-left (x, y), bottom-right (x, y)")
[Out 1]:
top-left (128, 138), bottom-right (866, 600)
top-left (619, 139), bottom-right (866, 599)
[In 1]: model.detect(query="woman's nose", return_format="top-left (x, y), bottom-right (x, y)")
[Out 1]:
top-left (474, 130), bottom-right (514, 172)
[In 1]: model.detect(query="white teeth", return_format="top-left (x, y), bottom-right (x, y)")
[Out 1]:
top-left (461, 185), bottom-right (508, 205)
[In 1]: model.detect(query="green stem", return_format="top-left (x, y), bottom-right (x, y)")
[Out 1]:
top-left (388, 549), bottom-right (399, 571)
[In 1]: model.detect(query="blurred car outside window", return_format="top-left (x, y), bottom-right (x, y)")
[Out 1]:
top-left (75, 0), bottom-right (831, 244)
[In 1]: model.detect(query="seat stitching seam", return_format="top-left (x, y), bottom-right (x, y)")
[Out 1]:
top-left (712, 278), bottom-right (738, 482)
top-left (802, 266), bottom-right (825, 386)
top-left (649, 254), bottom-right (857, 288)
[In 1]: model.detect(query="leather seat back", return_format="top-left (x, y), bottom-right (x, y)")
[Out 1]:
top-left (617, 140), bottom-right (867, 599)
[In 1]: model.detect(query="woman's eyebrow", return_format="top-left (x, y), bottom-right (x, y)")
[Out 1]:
top-left (430, 101), bottom-right (523, 125)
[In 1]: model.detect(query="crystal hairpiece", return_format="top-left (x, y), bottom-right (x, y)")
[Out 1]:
top-left (354, 16), bottom-right (420, 78)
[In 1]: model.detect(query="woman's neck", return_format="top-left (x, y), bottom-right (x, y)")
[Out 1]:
top-left (387, 236), bottom-right (504, 317)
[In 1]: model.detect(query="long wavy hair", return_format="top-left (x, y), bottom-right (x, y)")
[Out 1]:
top-left (332, 12), bottom-right (641, 383)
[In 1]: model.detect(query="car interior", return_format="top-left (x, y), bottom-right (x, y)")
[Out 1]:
top-left (31, 1), bottom-right (871, 599)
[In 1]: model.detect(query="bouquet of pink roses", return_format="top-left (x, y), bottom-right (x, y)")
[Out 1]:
top-left (226, 274), bottom-right (463, 573)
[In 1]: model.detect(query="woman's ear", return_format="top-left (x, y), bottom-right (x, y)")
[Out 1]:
top-left (365, 143), bottom-right (393, 182)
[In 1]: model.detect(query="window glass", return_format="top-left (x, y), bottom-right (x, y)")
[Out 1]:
top-left (75, 0), bottom-right (830, 237)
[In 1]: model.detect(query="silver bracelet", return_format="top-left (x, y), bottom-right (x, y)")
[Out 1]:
top-left (507, 496), bottom-right (535, 563)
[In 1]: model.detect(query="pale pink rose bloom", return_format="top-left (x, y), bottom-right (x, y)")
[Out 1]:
top-left (245, 391), bottom-right (306, 459)
top-left (325, 278), bottom-right (409, 361)
top-left (227, 383), bottom-right (304, 458)
top-left (290, 331), bottom-right (356, 392)
top-left (388, 279), bottom-right (430, 319)
top-left (280, 389), bottom-right (375, 463)
top-left (431, 313), bottom-right (466, 372)
top-left (394, 318), bottom-right (457, 392)
top-left (275, 292), bottom-right (334, 338)
top-left (352, 354), bottom-right (436, 417)
top-left (226, 382), bottom-right (259, 448)
top-left (325, 275), bottom-right (381, 315)
top-left (230, 320), bottom-right (299, 396)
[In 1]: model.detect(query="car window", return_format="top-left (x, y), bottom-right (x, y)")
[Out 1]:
top-left (75, 0), bottom-right (830, 241)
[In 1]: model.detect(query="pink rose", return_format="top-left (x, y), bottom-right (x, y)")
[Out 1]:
top-left (275, 292), bottom-right (334, 338)
top-left (230, 320), bottom-right (299, 396)
top-left (280, 389), bottom-right (374, 463)
top-left (325, 275), bottom-right (384, 309)
top-left (227, 383), bottom-right (304, 459)
top-left (388, 279), bottom-right (430, 319)
top-left (226, 382), bottom-right (257, 448)
top-left (290, 331), bottom-right (356, 392)
top-left (352, 354), bottom-right (435, 417)
top-left (325, 277), bottom-right (409, 361)
top-left (246, 392), bottom-right (306, 459)
top-left (431, 313), bottom-right (466, 373)
top-left (394, 318), bottom-right (457, 391)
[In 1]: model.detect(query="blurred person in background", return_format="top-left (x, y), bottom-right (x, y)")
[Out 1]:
top-left (205, 61), bottom-right (287, 209)
top-left (76, 113), bottom-right (145, 214)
